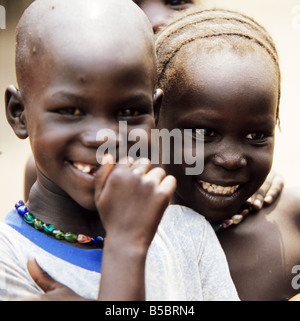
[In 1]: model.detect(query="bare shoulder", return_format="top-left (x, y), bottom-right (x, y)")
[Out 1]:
top-left (275, 186), bottom-right (300, 214)
top-left (267, 186), bottom-right (300, 230)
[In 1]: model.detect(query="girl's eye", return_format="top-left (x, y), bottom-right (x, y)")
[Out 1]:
top-left (57, 107), bottom-right (83, 116)
top-left (118, 108), bottom-right (141, 118)
top-left (245, 132), bottom-right (266, 140)
top-left (195, 128), bottom-right (216, 137)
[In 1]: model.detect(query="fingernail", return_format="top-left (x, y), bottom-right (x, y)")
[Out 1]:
top-left (254, 199), bottom-right (262, 208)
top-left (135, 157), bottom-right (150, 165)
top-left (264, 195), bottom-right (273, 204)
top-left (101, 154), bottom-right (113, 165)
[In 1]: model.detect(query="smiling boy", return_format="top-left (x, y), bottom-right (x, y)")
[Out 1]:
top-left (0, 0), bottom-right (238, 300)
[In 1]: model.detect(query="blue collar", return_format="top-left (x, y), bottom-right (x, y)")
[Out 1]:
top-left (5, 209), bottom-right (103, 273)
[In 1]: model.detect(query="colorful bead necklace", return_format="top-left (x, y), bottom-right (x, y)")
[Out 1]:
top-left (15, 201), bottom-right (104, 248)
top-left (212, 206), bottom-right (253, 233)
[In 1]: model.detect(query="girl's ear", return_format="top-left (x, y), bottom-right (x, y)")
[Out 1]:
top-left (153, 88), bottom-right (163, 126)
top-left (5, 85), bottom-right (28, 139)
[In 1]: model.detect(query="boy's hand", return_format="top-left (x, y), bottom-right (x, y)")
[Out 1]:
top-left (94, 155), bottom-right (176, 300)
top-left (94, 154), bottom-right (176, 250)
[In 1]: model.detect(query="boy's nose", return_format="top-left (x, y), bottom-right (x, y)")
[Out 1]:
top-left (80, 122), bottom-right (120, 148)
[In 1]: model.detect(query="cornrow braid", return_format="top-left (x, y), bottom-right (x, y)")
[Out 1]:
top-left (155, 8), bottom-right (281, 122)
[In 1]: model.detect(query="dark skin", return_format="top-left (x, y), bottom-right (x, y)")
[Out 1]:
top-left (23, 0), bottom-right (196, 198)
top-left (157, 46), bottom-right (300, 301)
top-left (24, 0), bottom-right (283, 208)
top-left (6, 0), bottom-right (176, 300)
top-left (19, 0), bottom-right (283, 299)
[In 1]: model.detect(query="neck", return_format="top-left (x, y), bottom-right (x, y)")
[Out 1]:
top-left (27, 176), bottom-right (105, 238)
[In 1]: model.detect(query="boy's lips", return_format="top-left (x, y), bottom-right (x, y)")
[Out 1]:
top-left (70, 161), bottom-right (100, 176)
top-left (197, 179), bottom-right (240, 196)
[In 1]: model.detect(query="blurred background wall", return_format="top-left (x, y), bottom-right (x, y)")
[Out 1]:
top-left (0, 0), bottom-right (300, 219)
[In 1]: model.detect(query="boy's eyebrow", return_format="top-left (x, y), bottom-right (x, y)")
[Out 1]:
top-left (49, 91), bottom-right (152, 106)
top-left (49, 91), bottom-right (89, 105)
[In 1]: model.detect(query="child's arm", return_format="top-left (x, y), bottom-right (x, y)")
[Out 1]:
top-left (95, 154), bottom-right (176, 300)
top-left (24, 155), bottom-right (176, 301)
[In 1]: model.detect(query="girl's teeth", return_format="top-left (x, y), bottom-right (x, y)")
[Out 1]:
top-left (198, 180), bottom-right (239, 195)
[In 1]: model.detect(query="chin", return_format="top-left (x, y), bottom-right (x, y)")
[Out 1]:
top-left (81, 200), bottom-right (98, 212)
top-left (71, 193), bottom-right (97, 212)
top-left (201, 208), bottom-right (237, 223)
top-left (187, 199), bottom-right (245, 223)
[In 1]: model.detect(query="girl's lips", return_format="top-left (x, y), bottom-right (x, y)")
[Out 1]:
top-left (197, 179), bottom-right (240, 196)
top-left (70, 161), bottom-right (100, 176)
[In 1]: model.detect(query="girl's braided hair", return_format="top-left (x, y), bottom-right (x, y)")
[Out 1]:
top-left (155, 8), bottom-right (281, 122)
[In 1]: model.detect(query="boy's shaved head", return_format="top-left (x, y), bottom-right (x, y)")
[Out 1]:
top-left (16, 0), bottom-right (155, 99)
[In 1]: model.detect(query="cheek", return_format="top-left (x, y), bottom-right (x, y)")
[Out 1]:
top-left (252, 148), bottom-right (274, 180)
top-left (126, 126), bottom-right (153, 161)
top-left (29, 119), bottom-right (73, 169)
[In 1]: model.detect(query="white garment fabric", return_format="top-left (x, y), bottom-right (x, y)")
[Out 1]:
top-left (0, 205), bottom-right (239, 301)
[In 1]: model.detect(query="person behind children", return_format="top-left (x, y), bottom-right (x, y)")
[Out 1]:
top-left (1, 0), bottom-right (239, 300)
top-left (133, 0), bottom-right (196, 33)
top-left (23, 0), bottom-right (284, 215)
top-left (155, 8), bottom-right (300, 300)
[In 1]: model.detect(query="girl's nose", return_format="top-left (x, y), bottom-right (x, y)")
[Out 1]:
top-left (212, 149), bottom-right (247, 171)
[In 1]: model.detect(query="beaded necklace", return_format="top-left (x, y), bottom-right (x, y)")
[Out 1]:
top-left (15, 201), bottom-right (104, 248)
top-left (212, 206), bottom-right (253, 233)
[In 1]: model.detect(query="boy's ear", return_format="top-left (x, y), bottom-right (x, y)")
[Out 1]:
top-left (5, 85), bottom-right (28, 139)
top-left (153, 88), bottom-right (163, 126)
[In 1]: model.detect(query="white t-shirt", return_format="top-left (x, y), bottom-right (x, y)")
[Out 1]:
top-left (0, 205), bottom-right (239, 301)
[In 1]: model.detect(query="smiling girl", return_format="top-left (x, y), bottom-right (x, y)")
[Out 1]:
top-left (156, 8), bottom-right (300, 300)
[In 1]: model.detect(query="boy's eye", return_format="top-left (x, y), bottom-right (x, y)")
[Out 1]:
top-left (245, 132), bottom-right (266, 140)
top-left (165, 0), bottom-right (194, 8)
top-left (195, 128), bottom-right (216, 137)
top-left (118, 108), bottom-right (142, 118)
top-left (56, 107), bottom-right (84, 116)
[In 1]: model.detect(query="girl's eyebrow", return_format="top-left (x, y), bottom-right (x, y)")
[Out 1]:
top-left (180, 110), bottom-right (276, 128)
top-left (180, 110), bottom-right (221, 122)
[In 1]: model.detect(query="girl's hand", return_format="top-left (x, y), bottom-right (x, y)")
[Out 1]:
top-left (246, 171), bottom-right (284, 210)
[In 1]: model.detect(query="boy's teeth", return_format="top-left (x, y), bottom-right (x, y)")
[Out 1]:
top-left (198, 180), bottom-right (239, 195)
top-left (75, 163), bottom-right (91, 173)
top-left (72, 162), bottom-right (99, 175)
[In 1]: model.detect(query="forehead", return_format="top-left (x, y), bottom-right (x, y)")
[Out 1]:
top-left (17, 0), bottom-right (156, 94)
top-left (164, 44), bottom-right (279, 109)
top-left (29, 8), bottom-right (154, 65)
